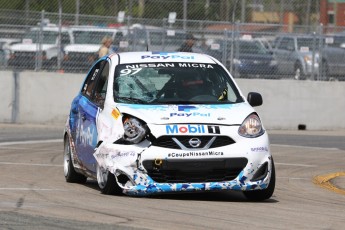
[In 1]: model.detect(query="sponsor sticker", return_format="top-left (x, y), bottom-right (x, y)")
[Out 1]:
top-left (178, 105), bottom-right (197, 112)
top-left (141, 54), bottom-right (195, 60)
top-left (168, 151), bottom-right (224, 158)
top-left (79, 123), bottom-right (96, 147)
top-left (110, 151), bottom-right (135, 158)
top-left (251, 146), bottom-right (269, 152)
top-left (166, 124), bottom-right (220, 134)
top-left (111, 108), bottom-right (120, 120)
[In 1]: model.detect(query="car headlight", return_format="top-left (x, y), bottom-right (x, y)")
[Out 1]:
top-left (304, 55), bottom-right (312, 63)
top-left (123, 116), bottom-right (147, 144)
top-left (238, 113), bottom-right (264, 138)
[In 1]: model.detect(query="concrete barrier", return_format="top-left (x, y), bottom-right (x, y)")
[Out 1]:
top-left (1, 70), bottom-right (344, 130)
top-left (0, 71), bottom-right (13, 123)
top-left (1, 71), bottom-right (84, 125)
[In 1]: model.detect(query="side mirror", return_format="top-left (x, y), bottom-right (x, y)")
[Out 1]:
top-left (247, 92), bottom-right (262, 107)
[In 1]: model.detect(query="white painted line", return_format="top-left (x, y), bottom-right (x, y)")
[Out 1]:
top-left (0, 162), bottom-right (63, 167)
top-left (0, 139), bottom-right (61, 146)
top-left (277, 176), bottom-right (310, 180)
top-left (0, 188), bottom-right (67, 191)
top-left (271, 144), bottom-right (340, 151)
top-left (275, 162), bottom-right (317, 167)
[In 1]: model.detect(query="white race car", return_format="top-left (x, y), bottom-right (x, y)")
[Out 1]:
top-left (64, 51), bottom-right (275, 201)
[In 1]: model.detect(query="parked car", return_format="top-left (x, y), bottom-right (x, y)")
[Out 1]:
top-left (320, 33), bottom-right (345, 80)
top-left (62, 26), bottom-right (126, 72)
top-left (273, 34), bottom-right (321, 80)
top-left (127, 24), bottom-right (188, 52)
top-left (204, 38), bottom-right (278, 78)
top-left (8, 25), bottom-right (73, 70)
top-left (0, 38), bottom-right (21, 68)
top-left (63, 51), bottom-right (275, 201)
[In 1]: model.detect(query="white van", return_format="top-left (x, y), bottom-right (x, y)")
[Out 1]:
top-left (62, 26), bottom-right (126, 72)
top-left (8, 25), bottom-right (73, 70)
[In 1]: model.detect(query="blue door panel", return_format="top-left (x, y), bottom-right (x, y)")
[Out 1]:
top-left (75, 96), bottom-right (99, 173)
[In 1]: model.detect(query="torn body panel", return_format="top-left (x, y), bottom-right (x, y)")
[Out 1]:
top-left (92, 125), bottom-right (272, 196)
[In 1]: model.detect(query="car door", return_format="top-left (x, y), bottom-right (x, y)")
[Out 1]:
top-left (73, 60), bottom-right (108, 173)
top-left (274, 37), bottom-right (295, 74)
top-left (326, 36), bottom-right (345, 75)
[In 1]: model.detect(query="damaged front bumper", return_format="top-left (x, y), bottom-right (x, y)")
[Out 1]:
top-left (94, 134), bottom-right (273, 196)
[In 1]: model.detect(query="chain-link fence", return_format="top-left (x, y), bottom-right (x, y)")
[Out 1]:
top-left (1, 1), bottom-right (345, 80)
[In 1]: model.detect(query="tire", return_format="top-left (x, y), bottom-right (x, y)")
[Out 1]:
top-left (294, 63), bottom-right (304, 80)
top-left (43, 57), bottom-right (58, 71)
top-left (96, 163), bottom-right (122, 195)
top-left (243, 158), bottom-right (276, 201)
top-left (63, 137), bottom-right (87, 183)
top-left (321, 61), bottom-right (330, 81)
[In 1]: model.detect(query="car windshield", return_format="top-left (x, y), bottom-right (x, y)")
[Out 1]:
top-left (73, 31), bottom-right (114, 44)
top-left (113, 62), bottom-right (243, 105)
top-left (149, 31), bottom-right (186, 46)
top-left (297, 37), bottom-right (320, 51)
top-left (24, 30), bottom-right (61, 44)
top-left (218, 40), bottom-right (269, 55)
top-left (238, 41), bottom-right (268, 54)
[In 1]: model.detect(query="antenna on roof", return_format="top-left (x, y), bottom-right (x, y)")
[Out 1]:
top-left (146, 43), bottom-right (149, 51)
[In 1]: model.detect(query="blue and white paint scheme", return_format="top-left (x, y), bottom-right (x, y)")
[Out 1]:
top-left (64, 51), bottom-right (275, 200)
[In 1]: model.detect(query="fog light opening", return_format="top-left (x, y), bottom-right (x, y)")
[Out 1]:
top-left (251, 162), bottom-right (268, 182)
top-left (116, 173), bottom-right (133, 187)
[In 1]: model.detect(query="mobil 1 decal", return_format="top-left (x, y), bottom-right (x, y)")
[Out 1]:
top-left (166, 124), bottom-right (220, 134)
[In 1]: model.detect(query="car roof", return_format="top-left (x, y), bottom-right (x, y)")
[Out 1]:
top-left (29, 26), bottom-right (70, 32)
top-left (276, 34), bottom-right (318, 39)
top-left (112, 51), bottom-right (217, 64)
top-left (69, 26), bottom-right (120, 32)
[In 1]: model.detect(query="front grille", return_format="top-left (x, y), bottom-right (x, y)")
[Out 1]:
top-left (14, 51), bottom-right (36, 58)
top-left (143, 158), bottom-right (247, 183)
top-left (152, 135), bottom-right (235, 150)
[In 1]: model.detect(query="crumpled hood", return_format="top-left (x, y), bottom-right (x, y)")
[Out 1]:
top-left (116, 103), bottom-right (256, 125)
top-left (10, 43), bottom-right (57, 52)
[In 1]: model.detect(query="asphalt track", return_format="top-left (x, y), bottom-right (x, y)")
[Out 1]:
top-left (0, 124), bottom-right (345, 229)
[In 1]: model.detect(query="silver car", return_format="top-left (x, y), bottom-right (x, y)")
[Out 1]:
top-left (273, 35), bottom-right (320, 80)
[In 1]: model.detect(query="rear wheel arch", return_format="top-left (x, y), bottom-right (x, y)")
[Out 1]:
top-left (321, 59), bottom-right (330, 81)
top-left (63, 136), bottom-right (87, 183)
top-left (294, 61), bottom-right (305, 80)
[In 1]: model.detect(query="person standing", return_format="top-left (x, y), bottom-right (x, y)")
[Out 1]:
top-left (98, 35), bottom-right (113, 58)
top-left (177, 33), bottom-right (196, 52)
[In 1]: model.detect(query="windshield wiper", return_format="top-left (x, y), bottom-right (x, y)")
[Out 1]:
top-left (115, 96), bottom-right (147, 104)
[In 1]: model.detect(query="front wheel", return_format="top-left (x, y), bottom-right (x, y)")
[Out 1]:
top-left (294, 63), bottom-right (305, 80)
top-left (96, 163), bottom-right (122, 195)
top-left (321, 61), bottom-right (330, 81)
top-left (243, 158), bottom-right (276, 201)
top-left (63, 137), bottom-right (87, 183)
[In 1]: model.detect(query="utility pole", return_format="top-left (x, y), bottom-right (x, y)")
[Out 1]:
top-left (334, 0), bottom-right (337, 26)
top-left (75, 0), bottom-right (79, 25)
top-left (25, 0), bottom-right (29, 28)
top-left (306, 0), bottom-right (311, 32)
top-left (183, 0), bottom-right (187, 30)
top-left (58, 0), bottom-right (62, 70)
top-left (241, 0), bottom-right (246, 23)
